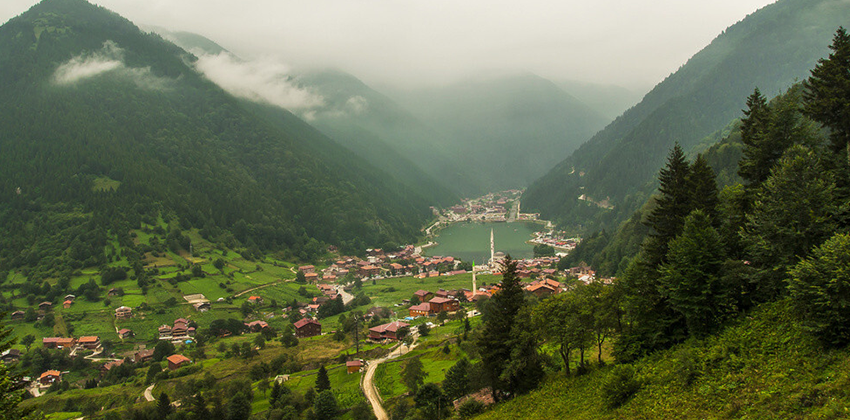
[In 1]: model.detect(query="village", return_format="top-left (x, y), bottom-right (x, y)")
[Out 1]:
top-left (1, 190), bottom-right (601, 419)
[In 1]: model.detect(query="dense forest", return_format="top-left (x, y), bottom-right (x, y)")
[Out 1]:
top-left (0, 0), bottom-right (434, 281)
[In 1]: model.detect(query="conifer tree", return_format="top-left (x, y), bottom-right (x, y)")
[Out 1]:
top-left (742, 145), bottom-right (839, 299)
top-left (659, 210), bottom-right (729, 337)
top-left (804, 27), bottom-right (850, 163)
top-left (477, 255), bottom-right (534, 399)
top-left (643, 143), bottom-right (692, 267)
top-left (739, 88), bottom-right (771, 185)
top-left (687, 154), bottom-right (720, 225)
top-left (315, 365), bottom-right (331, 393)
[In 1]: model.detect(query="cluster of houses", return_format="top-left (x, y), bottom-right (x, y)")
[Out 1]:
top-left (158, 318), bottom-right (196, 342)
top-left (408, 290), bottom-right (461, 317)
top-left (42, 336), bottom-right (101, 351)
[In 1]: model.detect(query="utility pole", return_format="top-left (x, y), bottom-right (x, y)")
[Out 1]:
top-left (353, 315), bottom-right (360, 357)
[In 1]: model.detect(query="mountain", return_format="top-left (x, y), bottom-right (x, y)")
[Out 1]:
top-left (523, 0), bottom-right (850, 232)
top-left (0, 0), bottom-right (432, 274)
top-left (146, 27), bottom-right (464, 205)
top-left (290, 69), bottom-right (466, 203)
top-left (389, 74), bottom-right (610, 192)
top-left (555, 80), bottom-right (645, 120)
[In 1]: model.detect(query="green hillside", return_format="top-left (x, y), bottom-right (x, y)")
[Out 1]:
top-left (523, 0), bottom-right (850, 233)
top-left (476, 300), bottom-right (850, 420)
top-left (0, 0), bottom-right (431, 279)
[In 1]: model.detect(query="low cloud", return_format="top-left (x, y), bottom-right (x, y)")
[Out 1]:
top-left (194, 53), bottom-right (325, 114)
top-left (345, 95), bottom-right (368, 115)
top-left (53, 41), bottom-right (171, 90)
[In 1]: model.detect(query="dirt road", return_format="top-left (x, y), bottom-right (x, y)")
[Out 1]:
top-left (143, 384), bottom-right (155, 402)
top-left (362, 336), bottom-right (418, 420)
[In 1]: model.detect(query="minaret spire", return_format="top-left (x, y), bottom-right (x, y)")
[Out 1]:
top-left (490, 228), bottom-right (495, 266)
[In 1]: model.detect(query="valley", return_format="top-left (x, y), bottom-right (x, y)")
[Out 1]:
top-left (3, 1), bottom-right (850, 420)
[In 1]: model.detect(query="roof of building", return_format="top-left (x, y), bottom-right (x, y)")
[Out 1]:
top-left (369, 321), bottom-right (410, 333)
top-left (117, 329), bottom-right (132, 335)
top-left (409, 303), bottom-right (431, 312)
top-left (78, 336), bottom-right (99, 343)
top-left (346, 360), bottom-right (363, 367)
top-left (428, 297), bottom-right (455, 304)
top-left (39, 370), bottom-right (61, 379)
top-left (166, 354), bottom-right (191, 365)
top-left (293, 318), bottom-right (321, 329)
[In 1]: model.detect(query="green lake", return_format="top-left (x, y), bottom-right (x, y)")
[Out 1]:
top-left (424, 222), bottom-right (540, 263)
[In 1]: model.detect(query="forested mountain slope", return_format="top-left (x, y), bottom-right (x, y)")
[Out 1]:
top-left (523, 0), bottom-right (850, 233)
top-left (0, 0), bottom-right (431, 275)
top-left (147, 28), bottom-right (464, 203)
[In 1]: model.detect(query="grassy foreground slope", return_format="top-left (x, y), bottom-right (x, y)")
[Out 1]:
top-left (476, 301), bottom-right (850, 419)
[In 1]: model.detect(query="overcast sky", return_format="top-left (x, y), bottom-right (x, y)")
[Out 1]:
top-left (0, 0), bottom-right (776, 90)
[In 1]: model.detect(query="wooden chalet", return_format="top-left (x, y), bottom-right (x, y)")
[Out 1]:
top-left (246, 320), bottom-right (269, 332)
top-left (38, 370), bottom-right (61, 386)
top-left (134, 349), bottom-right (155, 363)
top-left (346, 360), bottom-right (364, 374)
top-left (115, 306), bottom-right (133, 319)
top-left (42, 337), bottom-right (75, 349)
top-left (293, 318), bottom-right (322, 338)
top-left (368, 321), bottom-right (409, 341)
top-left (10, 311), bottom-right (24, 321)
top-left (409, 303), bottom-right (431, 317)
top-left (428, 297), bottom-right (459, 313)
top-left (117, 329), bottom-right (134, 339)
top-left (413, 290), bottom-right (434, 302)
top-left (38, 301), bottom-right (52, 311)
top-left (78, 336), bottom-right (101, 350)
top-left (166, 354), bottom-right (191, 370)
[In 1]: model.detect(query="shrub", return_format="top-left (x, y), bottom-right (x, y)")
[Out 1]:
top-left (601, 364), bottom-right (641, 409)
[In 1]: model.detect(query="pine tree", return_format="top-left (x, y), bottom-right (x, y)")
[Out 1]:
top-left (157, 392), bottom-right (172, 419)
top-left (739, 88), bottom-right (771, 185)
top-left (804, 27), bottom-right (850, 163)
top-left (442, 358), bottom-right (471, 400)
top-left (659, 210), bottom-right (729, 337)
top-left (401, 357), bottom-right (426, 394)
top-left (643, 143), bottom-right (693, 267)
top-left (315, 365), bottom-right (331, 393)
top-left (477, 255), bottom-right (529, 399)
top-left (313, 390), bottom-right (339, 420)
top-left (742, 145), bottom-right (839, 299)
top-left (688, 155), bottom-right (720, 225)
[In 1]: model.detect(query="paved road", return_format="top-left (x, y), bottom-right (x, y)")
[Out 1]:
top-left (336, 286), bottom-right (355, 305)
top-left (143, 384), bottom-right (155, 402)
top-left (362, 336), bottom-right (418, 420)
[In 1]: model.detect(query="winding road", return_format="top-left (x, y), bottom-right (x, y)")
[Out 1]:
top-left (362, 335), bottom-right (418, 420)
top-left (143, 384), bottom-right (155, 402)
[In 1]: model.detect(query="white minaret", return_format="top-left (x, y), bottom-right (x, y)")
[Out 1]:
top-left (472, 261), bottom-right (477, 294)
top-left (490, 228), bottom-right (495, 265)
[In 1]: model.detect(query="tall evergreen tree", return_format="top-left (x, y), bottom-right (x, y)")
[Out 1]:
top-left (313, 390), bottom-right (339, 420)
top-left (643, 143), bottom-right (693, 267)
top-left (688, 155), bottom-right (720, 225)
top-left (157, 392), bottom-right (172, 419)
top-left (804, 27), bottom-right (850, 164)
top-left (739, 88), bottom-right (771, 186)
top-left (315, 365), bottom-right (331, 393)
top-left (442, 358), bottom-right (471, 400)
top-left (742, 145), bottom-right (839, 299)
top-left (659, 210), bottom-right (729, 337)
top-left (477, 255), bottom-right (531, 399)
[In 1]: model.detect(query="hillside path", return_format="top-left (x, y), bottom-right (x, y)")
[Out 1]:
top-left (234, 279), bottom-right (286, 298)
top-left (362, 335), bottom-right (418, 420)
top-left (143, 384), bottom-right (155, 402)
